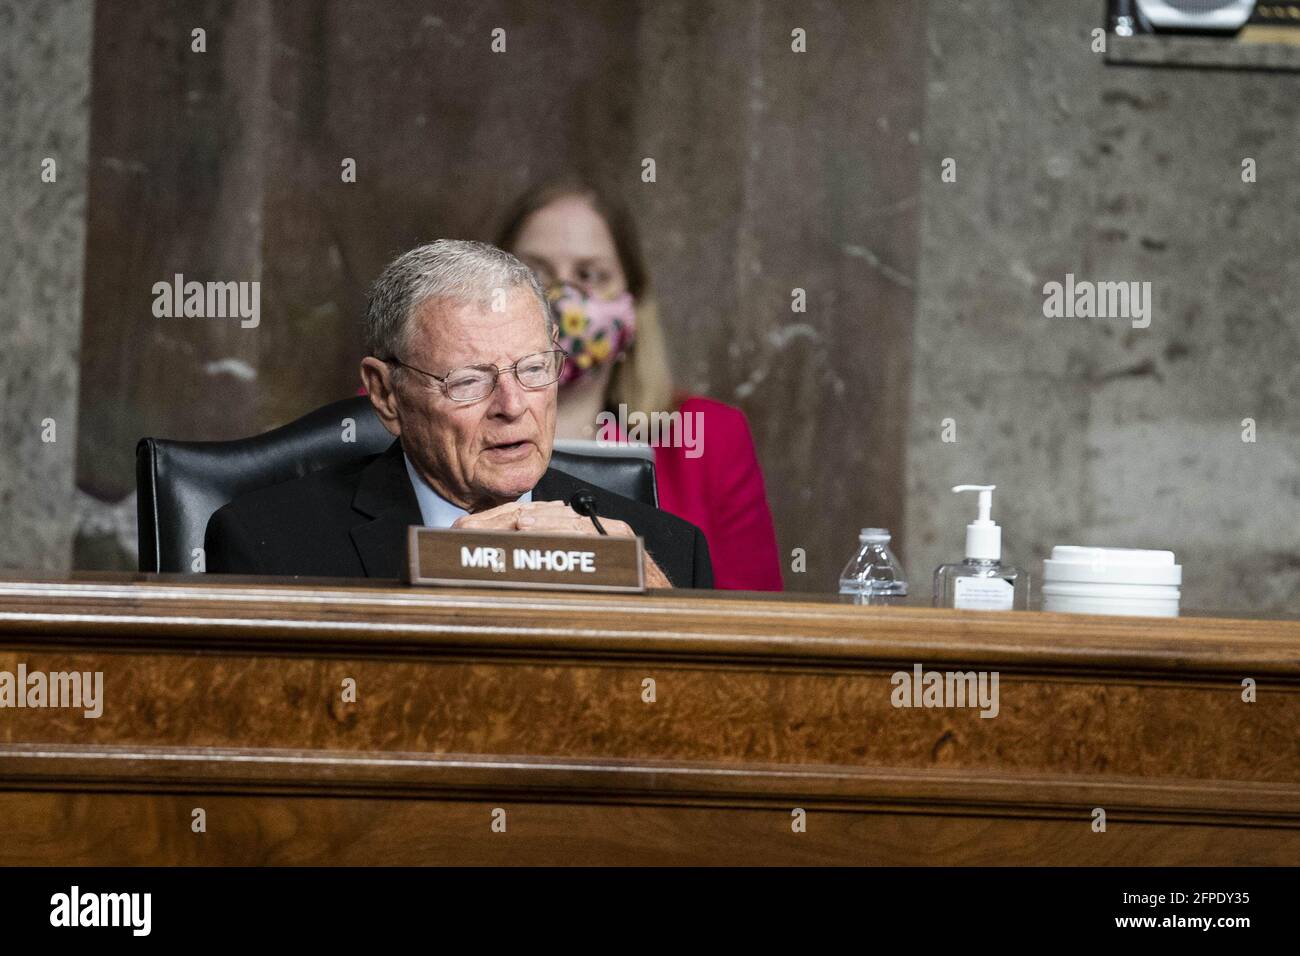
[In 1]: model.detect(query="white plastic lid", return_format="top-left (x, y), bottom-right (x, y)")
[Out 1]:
top-left (1042, 546), bottom-right (1181, 586)
top-left (860, 528), bottom-right (891, 542)
top-left (953, 485), bottom-right (1000, 560)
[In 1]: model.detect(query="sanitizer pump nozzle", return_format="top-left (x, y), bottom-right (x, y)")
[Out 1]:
top-left (935, 484), bottom-right (1026, 610)
top-left (952, 484), bottom-right (1001, 561)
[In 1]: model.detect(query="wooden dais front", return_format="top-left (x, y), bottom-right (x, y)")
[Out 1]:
top-left (0, 572), bottom-right (1296, 865)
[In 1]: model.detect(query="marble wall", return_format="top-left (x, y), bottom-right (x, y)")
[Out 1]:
top-left (0, 0), bottom-right (92, 571)
top-left (907, 0), bottom-right (1300, 610)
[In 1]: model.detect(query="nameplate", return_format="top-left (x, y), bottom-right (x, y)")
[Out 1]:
top-left (405, 527), bottom-right (646, 592)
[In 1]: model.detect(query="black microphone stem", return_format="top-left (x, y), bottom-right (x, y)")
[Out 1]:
top-left (569, 489), bottom-right (608, 535)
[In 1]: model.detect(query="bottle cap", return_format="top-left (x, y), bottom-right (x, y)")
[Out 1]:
top-left (859, 528), bottom-right (891, 542)
top-left (952, 484), bottom-right (1001, 560)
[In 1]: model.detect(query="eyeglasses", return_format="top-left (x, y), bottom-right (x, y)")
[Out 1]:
top-left (384, 349), bottom-right (566, 403)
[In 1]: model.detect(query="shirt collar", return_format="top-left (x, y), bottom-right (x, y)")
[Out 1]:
top-left (402, 451), bottom-right (532, 528)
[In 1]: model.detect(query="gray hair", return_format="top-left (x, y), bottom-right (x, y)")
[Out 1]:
top-left (364, 239), bottom-right (551, 360)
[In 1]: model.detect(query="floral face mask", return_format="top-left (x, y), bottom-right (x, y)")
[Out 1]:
top-left (548, 282), bottom-right (637, 387)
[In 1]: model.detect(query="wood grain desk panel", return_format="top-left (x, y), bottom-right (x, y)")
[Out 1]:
top-left (0, 572), bottom-right (1296, 865)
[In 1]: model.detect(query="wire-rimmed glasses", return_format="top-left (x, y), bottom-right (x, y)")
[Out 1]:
top-left (384, 349), bottom-right (566, 402)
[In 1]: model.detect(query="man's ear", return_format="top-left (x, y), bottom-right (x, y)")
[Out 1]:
top-left (359, 357), bottom-right (401, 438)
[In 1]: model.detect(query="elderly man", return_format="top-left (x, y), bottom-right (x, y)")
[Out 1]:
top-left (205, 240), bottom-right (712, 588)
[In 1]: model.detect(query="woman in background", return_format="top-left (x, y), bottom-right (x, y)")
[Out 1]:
top-left (495, 180), bottom-right (782, 591)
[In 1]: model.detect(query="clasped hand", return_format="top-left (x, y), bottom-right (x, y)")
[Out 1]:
top-left (452, 500), bottom-right (671, 588)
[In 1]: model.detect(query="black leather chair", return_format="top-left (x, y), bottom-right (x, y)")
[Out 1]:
top-left (136, 395), bottom-right (659, 573)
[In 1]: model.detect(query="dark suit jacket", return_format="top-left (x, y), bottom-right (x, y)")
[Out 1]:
top-left (204, 439), bottom-right (714, 588)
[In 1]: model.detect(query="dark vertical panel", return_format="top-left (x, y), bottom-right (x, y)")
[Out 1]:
top-left (635, 0), bottom-right (924, 590)
top-left (77, 0), bottom-right (271, 504)
top-left (76, 0), bottom-right (923, 590)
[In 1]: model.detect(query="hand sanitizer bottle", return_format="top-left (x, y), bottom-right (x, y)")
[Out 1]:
top-left (933, 484), bottom-right (1028, 610)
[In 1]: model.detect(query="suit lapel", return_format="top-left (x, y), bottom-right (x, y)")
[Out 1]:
top-left (531, 467), bottom-right (572, 505)
top-left (348, 450), bottom-right (579, 579)
top-left (349, 439), bottom-right (424, 579)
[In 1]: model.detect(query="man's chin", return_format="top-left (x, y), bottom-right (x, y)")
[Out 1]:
top-left (476, 453), bottom-right (546, 502)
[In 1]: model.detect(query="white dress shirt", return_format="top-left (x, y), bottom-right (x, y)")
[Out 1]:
top-left (403, 452), bottom-right (532, 528)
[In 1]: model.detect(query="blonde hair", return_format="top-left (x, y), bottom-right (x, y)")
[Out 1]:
top-left (609, 295), bottom-right (675, 415)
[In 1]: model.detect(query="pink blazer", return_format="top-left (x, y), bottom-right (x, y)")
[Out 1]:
top-left (355, 388), bottom-right (784, 590)
top-left (639, 395), bottom-right (783, 592)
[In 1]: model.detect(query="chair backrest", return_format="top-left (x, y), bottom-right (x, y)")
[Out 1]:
top-left (135, 395), bottom-right (659, 573)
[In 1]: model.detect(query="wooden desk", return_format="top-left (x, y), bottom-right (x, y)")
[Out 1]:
top-left (0, 572), bottom-right (1296, 865)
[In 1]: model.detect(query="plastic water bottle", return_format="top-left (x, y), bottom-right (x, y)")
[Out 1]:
top-left (839, 528), bottom-right (908, 596)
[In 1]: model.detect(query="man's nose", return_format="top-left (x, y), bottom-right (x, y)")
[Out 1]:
top-left (487, 369), bottom-right (529, 417)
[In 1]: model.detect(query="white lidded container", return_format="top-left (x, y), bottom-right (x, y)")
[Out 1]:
top-left (1041, 546), bottom-right (1181, 617)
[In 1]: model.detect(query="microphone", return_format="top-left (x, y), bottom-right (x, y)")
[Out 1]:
top-left (568, 488), bottom-right (608, 535)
